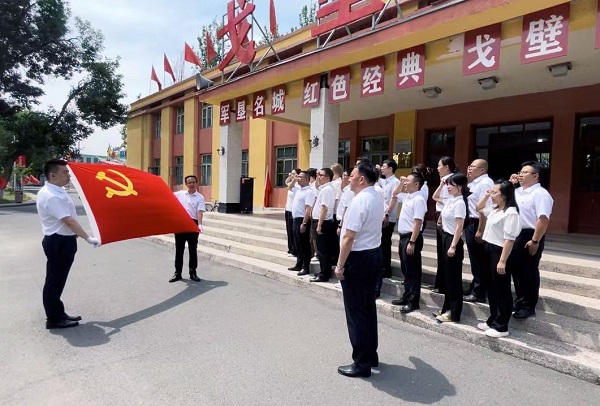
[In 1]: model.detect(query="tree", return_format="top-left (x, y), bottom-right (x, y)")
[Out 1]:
top-left (0, 1), bottom-right (127, 189)
top-left (171, 51), bottom-right (194, 82)
top-left (197, 18), bottom-right (225, 70)
top-left (298, 3), bottom-right (317, 28)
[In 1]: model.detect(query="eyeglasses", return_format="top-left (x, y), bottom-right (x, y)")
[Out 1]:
top-left (468, 165), bottom-right (484, 169)
top-left (518, 171), bottom-right (536, 175)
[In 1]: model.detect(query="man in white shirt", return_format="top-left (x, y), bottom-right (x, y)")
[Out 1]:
top-left (510, 161), bottom-right (554, 319)
top-left (36, 159), bottom-right (100, 329)
top-left (464, 159), bottom-right (494, 303)
top-left (377, 159), bottom-right (401, 297)
top-left (171, 175), bottom-right (205, 283)
top-left (288, 171), bottom-right (315, 276)
top-left (311, 168), bottom-right (337, 282)
top-left (390, 172), bottom-right (428, 314)
top-left (285, 169), bottom-right (302, 257)
top-left (335, 161), bottom-right (384, 378)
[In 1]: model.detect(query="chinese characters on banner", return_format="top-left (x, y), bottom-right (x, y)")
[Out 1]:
top-left (361, 58), bottom-right (385, 98)
top-left (462, 24), bottom-right (501, 75)
top-left (219, 101), bottom-right (231, 126)
top-left (217, 0), bottom-right (257, 71)
top-left (271, 85), bottom-right (286, 115)
top-left (253, 91), bottom-right (266, 119)
top-left (302, 75), bottom-right (321, 108)
top-left (329, 67), bottom-right (351, 103)
top-left (235, 98), bottom-right (247, 122)
top-left (521, 4), bottom-right (569, 64)
top-left (311, 0), bottom-right (385, 38)
top-left (396, 45), bottom-right (425, 90)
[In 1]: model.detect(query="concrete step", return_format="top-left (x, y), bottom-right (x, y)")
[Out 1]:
top-left (147, 234), bottom-right (600, 385)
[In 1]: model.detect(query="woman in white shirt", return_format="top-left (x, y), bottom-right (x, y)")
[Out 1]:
top-left (432, 173), bottom-right (469, 323)
top-left (476, 179), bottom-right (522, 338)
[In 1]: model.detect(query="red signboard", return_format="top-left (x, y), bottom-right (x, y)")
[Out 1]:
top-left (235, 97), bottom-right (247, 122)
top-left (15, 155), bottom-right (26, 167)
top-left (328, 67), bottom-right (351, 104)
top-left (217, 0), bottom-right (257, 71)
top-left (360, 57), bottom-right (385, 98)
top-left (219, 101), bottom-right (231, 126)
top-left (521, 4), bottom-right (569, 64)
top-left (252, 91), bottom-right (266, 119)
top-left (302, 75), bottom-right (321, 108)
top-left (396, 45), bottom-right (425, 90)
top-left (271, 85), bottom-right (286, 115)
top-left (462, 24), bottom-right (502, 75)
top-left (311, 0), bottom-right (385, 38)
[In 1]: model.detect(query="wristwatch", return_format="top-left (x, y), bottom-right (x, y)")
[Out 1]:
top-left (531, 239), bottom-right (539, 244)
top-left (408, 241), bottom-right (415, 245)
top-left (384, 213), bottom-right (389, 217)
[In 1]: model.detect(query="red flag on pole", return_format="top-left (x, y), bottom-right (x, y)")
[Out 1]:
top-left (264, 165), bottom-right (272, 207)
top-left (184, 42), bottom-right (203, 68)
top-left (29, 175), bottom-right (41, 185)
top-left (67, 163), bottom-right (199, 245)
top-left (164, 53), bottom-right (176, 83)
top-left (206, 31), bottom-right (217, 63)
top-left (150, 65), bottom-right (162, 91)
top-left (269, 0), bottom-right (277, 37)
top-left (22, 175), bottom-right (30, 186)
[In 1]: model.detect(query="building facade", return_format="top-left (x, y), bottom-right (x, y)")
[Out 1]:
top-left (127, 0), bottom-right (600, 234)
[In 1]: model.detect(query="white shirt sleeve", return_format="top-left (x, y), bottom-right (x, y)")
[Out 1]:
top-left (45, 196), bottom-right (72, 221)
top-left (413, 198), bottom-right (427, 221)
top-left (503, 211), bottom-right (522, 241)
top-left (197, 194), bottom-right (206, 212)
top-left (343, 199), bottom-right (366, 233)
top-left (534, 191), bottom-right (554, 220)
top-left (455, 200), bottom-right (466, 219)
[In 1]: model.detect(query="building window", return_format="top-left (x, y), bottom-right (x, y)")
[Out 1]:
top-left (175, 156), bottom-right (183, 184)
top-left (175, 106), bottom-right (184, 134)
top-left (148, 158), bottom-right (161, 176)
top-left (338, 140), bottom-right (350, 170)
top-left (275, 146), bottom-right (297, 187)
top-left (201, 103), bottom-right (213, 129)
top-left (426, 130), bottom-right (456, 171)
top-left (242, 150), bottom-right (249, 178)
top-left (361, 136), bottom-right (389, 165)
top-left (155, 115), bottom-right (162, 139)
top-left (474, 121), bottom-right (552, 186)
top-left (201, 154), bottom-right (212, 186)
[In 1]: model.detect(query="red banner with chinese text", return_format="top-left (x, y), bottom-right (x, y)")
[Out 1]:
top-left (328, 67), bottom-right (351, 104)
top-left (302, 76), bottom-right (321, 108)
top-left (68, 163), bottom-right (198, 245)
top-left (396, 45), bottom-right (425, 90)
top-left (520, 4), bottom-right (569, 64)
top-left (360, 57), bottom-right (385, 98)
top-left (462, 24), bottom-right (501, 75)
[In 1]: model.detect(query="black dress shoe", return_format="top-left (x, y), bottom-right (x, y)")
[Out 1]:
top-left (287, 266), bottom-right (301, 271)
top-left (463, 294), bottom-right (486, 303)
top-left (169, 273), bottom-right (182, 283)
top-left (400, 303), bottom-right (419, 314)
top-left (513, 308), bottom-right (536, 319)
top-left (337, 364), bottom-right (371, 378)
top-left (297, 269), bottom-right (310, 276)
top-left (189, 273), bottom-right (201, 282)
top-left (46, 319), bottom-right (79, 329)
top-left (391, 298), bottom-right (408, 306)
top-left (62, 313), bottom-right (82, 322)
top-left (310, 276), bottom-right (328, 282)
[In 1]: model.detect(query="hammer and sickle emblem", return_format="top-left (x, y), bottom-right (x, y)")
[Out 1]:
top-left (96, 169), bottom-right (138, 199)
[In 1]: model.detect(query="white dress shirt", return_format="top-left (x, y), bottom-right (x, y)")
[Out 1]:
top-left (383, 175), bottom-right (401, 223)
top-left (441, 196), bottom-right (467, 234)
top-left (36, 183), bottom-right (77, 236)
top-left (482, 207), bottom-right (522, 247)
top-left (341, 186), bottom-right (384, 251)
top-left (285, 184), bottom-right (300, 212)
top-left (515, 183), bottom-right (554, 229)
top-left (312, 182), bottom-right (336, 220)
top-left (420, 181), bottom-right (429, 204)
top-left (396, 192), bottom-right (427, 234)
top-left (174, 190), bottom-right (205, 220)
top-left (336, 185), bottom-right (354, 220)
top-left (435, 174), bottom-right (452, 212)
top-left (467, 174), bottom-right (494, 219)
top-left (291, 186), bottom-right (315, 219)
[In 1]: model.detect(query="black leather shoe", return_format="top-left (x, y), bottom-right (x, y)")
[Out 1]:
top-left (400, 303), bottom-right (419, 314)
top-left (62, 313), bottom-right (82, 322)
top-left (391, 298), bottom-right (408, 306)
top-left (169, 273), bottom-right (182, 283)
top-left (287, 266), bottom-right (301, 271)
top-left (464, 294), bottom-right (486, 303)
top-left (337, 364), bottom-right (371, 378)
top-left (513, 308), bottom-right (536, 319)
top-left (189, 273), bottom-right (201, 282)
top-left (297, 269), bottom-right (310, 276)
top-left (310, 276), bottom-right (328, 282)
top-left (46, 319), bottom-right (79, 329)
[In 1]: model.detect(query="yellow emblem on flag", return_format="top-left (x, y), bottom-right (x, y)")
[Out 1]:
top-left (96, 169), bottom-right (138, 198)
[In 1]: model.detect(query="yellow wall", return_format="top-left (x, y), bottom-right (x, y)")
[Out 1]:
top-left (183, 97), bottom-right (198, 177)
top-left (210, 105), bottom-right (220, 201)
top-left (393, 110), bottom-right (416, 177)
top-left (249, 118), bottom-right (268, 208)
top-left (126, 115), bottom-right (143, 170)
top-left (298, 126), bottom-right (310, 170)
top-left (160, 106), bottom-right (173, 186)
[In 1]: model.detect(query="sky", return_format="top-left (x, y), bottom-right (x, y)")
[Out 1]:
top-left (39, 0), bottom-right (314, 156)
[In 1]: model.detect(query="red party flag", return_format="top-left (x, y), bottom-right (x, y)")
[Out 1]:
top-left (150, 65), bottom-right (162, 91)
top-left (264, 165), bottom-right (272, 207)
top-left (184, 42), bottom-right (203, 68)
top-left (164, 53), bottom-right (176, 83)
top-left (29, 175), bottom-right (41, 185)
top-left (269, 0), bottom-right (277, 37)
top-left (67, 163), bottom-right (198, 245)
top-left (206, 31), bottom-right (217, 63)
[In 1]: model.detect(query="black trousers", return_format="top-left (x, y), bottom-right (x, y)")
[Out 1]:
top-left (42, 234), bottom-right (77, 321)
top-left (434, 212), bottom-right (446, 293)
top-left (510, 229), bottom-right (544, 311)
top-left (174, 219), bottom-right (199, 274)
top-left (292, 218), bottom-right (311, 271)
top-left (375, 221), bottom-right (395, 295)
top-left (285, 210), bottom-right (296, 255)
top-left (465, 220), bottom-right (487, 299)
top-left (484, 242), bottom-right (513, 332)
top-left (314, 219), bottom-right (337, 280)
top-left (341, 247), bottom-right (382, 370)
top-left (399, 232), bottom-right (423, 307)
top-left (441, 232), bottom-right (464, 321)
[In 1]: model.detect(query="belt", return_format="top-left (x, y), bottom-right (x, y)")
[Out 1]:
top-left (399, 232), bottom-right (412, 239)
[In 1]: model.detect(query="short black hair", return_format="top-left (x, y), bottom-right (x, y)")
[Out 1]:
top-left (439, 156), bottom-right (458, 173)
top-left (408, 171), bottom-right (424, 188)
top-left (43, 159), bottom-right (67, 178)
top-left (356, 161), bottom-right (379, 185)
top-left (356, 156), bottom-right (370, 164)
top-left (382, 159), bottom-right (398, 173)
top-left (294, 168), bottom-right (302, 175)
top-left (520, 160), bottom-right (544, 174)
top-left (320, 167), bottom-right (333, 181)
top-left (307, 168), bottom-right (317, 179)
top-left (495, 179), bottom-right (519, 212)
top-left (184, 175), bottom-right (198, 183)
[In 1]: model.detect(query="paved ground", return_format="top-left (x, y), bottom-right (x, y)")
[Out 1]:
top-left (1, 198), bottom-right (600, 405)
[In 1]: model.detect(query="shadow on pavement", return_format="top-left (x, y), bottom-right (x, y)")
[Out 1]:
top-left (50, 279), bottom-right (228, 347)
top-left (369, 356), bottom-right (456, 404)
